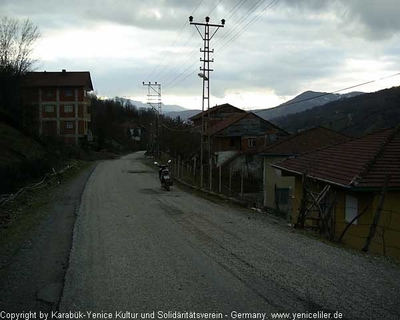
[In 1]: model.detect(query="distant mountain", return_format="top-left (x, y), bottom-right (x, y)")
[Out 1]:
top-left (253, 91), bottom-right (364, 120)
top-left (162, 104), bottom-right (187, 113)
top-left (122, 99), bottom-right (187, 113)
top-left (270, 86), bottom-right (400, 136)
top-left (121, 97), bottom-right (198, 119)
top-left (164, 109), bottom-right (201, 121)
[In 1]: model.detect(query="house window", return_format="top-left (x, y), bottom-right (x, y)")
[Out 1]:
top-left (345, 195), bottom-right (358, 224)
top-left (248, 138), bottom-right (256, 148)
top-left (64, 89), bottom-right (74, 97)
top-left (44, 105), bottom-right (54, 113)
top-left (64, 105), bottom-right (73, 113)
top-left (66, 122), bottom-right (74, 129)
top-left (230, 137), bottom-right (235, 147)
top-left (46, 90), bottom-right (54, 98)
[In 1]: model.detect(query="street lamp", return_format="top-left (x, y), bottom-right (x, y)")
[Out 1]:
top-left (198, 73), bottom-right (209, 80)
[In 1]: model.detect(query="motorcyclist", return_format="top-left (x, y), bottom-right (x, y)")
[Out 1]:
top-left (158, 164), bottom-right (167, 181)
top-left (155, 160), bottom-right (172, 185)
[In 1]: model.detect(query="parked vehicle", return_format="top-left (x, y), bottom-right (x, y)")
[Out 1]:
top-left (154, 160), bottom-right (173, 191)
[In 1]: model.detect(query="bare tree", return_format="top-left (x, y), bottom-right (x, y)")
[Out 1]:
top-left (0, 17), bottom-right (41, 132)
top-left (0, 17), bottom-right (41, 74)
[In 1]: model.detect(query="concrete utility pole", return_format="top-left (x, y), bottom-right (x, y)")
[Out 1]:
top-left (143, 82), bottom-right (162, 156)
top-left (189, 15), bottom-right (225, 189)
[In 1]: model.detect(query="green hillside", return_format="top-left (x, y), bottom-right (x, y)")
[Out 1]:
top-left (271, 87), bottom-right (400, 135)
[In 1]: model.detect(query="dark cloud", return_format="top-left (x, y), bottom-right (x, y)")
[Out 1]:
top-left (4, 0), bottom-right (400, 37)
top-left (343, 0), bottom-right (400, 40)
top-left (2, 0), bottom-right (399, 108)
top-left (279, 0), bottom-right (400, 40)
top-left (2, 0), bottom-right (233, 31)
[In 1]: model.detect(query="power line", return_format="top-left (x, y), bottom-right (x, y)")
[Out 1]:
top-left (214, 0), bottom-right (266, 50)
top-left (159, 1), bottom-right (229, 88)
top-left (146, 0), bottom-right (205, 81)
top-left (167, 18), bottom-right (258, 89)
top-left (162, 2), bottom-right (231, 89)
top-left (225, 0), bottom-right (279, 48)
top-left (159, 31), bottom-right (199, 84)
top-left (191, 0), bottom-right (206, 15)
top-left (149, 20), bottom-right (189, 81)
top-left (265, 72), bottom-right (400, 133)
top-left (165, 0), bottom-right (272, 89)
top-left (255, 71), bottom-right (400, 113)
top-left (209, 0), bottom-right (223, 15)
top-left (155, 28), bottom-right (203, 84)
top-left (152, 0), bottom-right (278, 90)
top-left (226, 0), bottom-right (248, 19)
top-left (166, 68), bottom-right (199, 90)
top-left (215, 0), bottom-right (279, 53)
top-left (164, 63), bottom-right (198, 89)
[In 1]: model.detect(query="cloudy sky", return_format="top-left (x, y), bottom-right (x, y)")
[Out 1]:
top-left (2, 0), bottom-right (400, 110)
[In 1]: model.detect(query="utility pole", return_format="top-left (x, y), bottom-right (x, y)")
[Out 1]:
top-left (143, 82), bottom-right (162, 156)
top-left (189, 15), bottom-right (225, 189)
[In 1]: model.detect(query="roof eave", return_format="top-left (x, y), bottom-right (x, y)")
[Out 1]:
top-left (87, 77), bottom-right (94, 91)
top-left (351, 186), bottom-right (400, 192)
top-left (260, 153), bottom-right (293, 157)
top-left (271, 163), bottom-right (352, 189)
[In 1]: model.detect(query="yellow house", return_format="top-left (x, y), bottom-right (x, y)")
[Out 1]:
top-left (272, 126), bottom-right (400, 259)
top-left (260, 127), bottom-right (349, 218)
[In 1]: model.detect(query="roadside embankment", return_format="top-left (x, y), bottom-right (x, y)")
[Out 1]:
top-left (0, 159), bottom-right (97, 312)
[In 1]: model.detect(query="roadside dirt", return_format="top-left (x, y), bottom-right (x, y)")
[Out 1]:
top-left (0, 160), bottom-right (97, 312)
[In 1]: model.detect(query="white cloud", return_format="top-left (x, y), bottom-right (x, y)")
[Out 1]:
top-left (1, 0), bottom-right (400, 109)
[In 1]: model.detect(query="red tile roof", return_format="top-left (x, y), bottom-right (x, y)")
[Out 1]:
top-left (272, 126), bottom-right (400, 189)
top-left (23, 71), bottom-right (93, 90)
top-left (260, 126), bottom-right (350, 155)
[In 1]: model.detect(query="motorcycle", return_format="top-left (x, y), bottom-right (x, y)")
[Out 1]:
top-left (154, 160), bottom-right (173, 191)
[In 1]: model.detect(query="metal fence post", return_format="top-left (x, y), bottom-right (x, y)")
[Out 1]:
top-left (229, 165), bottom-right (232, 196)
top-left (219, 166), bottom-right (222, 193)
top-left (209, 160), bottom-right (212, 191)
top-left (193, 157), bottom-right (196, 179)
top-left (241, 166), bottom-right (244, 197)
top-left (174, 158), bottom-right (177, 175)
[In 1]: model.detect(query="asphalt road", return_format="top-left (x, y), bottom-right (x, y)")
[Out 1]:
top-left (60, 151), bottom-right (400, 320)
